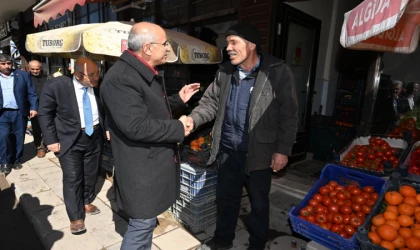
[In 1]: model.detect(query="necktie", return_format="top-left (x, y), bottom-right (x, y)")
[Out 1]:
top-left (83, 87), bottom-right (94, 136)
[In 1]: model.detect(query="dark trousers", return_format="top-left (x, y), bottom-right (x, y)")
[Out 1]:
top-left (121, 217), bottom-right (157, 250)
top-left (58, 127), bottom-right (103, 221)
top-left (213, 147), bottom-right (272, 249)
top-left (30, 116), bottom-right (45, 149)
top-left (0, 109), bottom-right (27, 164)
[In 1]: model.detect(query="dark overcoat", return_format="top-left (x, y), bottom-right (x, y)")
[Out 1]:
top-left (100, 51), bottom-right (185, 219)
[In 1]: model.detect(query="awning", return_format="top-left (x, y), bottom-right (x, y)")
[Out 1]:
top-left (0, 37), bottom-right (11, 48)
top-left (340, 0), bottom-right (420, 54)
top-left (33, 0), bottom-right (127, 27)
top-left (25, 21), bottom-right (223, 64)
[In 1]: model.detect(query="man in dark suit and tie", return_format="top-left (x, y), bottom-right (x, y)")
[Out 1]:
top-left (38, 57), bottom-right (105, 234)
top-left (0, 54), bottom-right (38, 174)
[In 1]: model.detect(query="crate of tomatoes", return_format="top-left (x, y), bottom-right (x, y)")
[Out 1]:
top-left (337, 136), bottom-right (410, 176)
top-left (289, 164), bottom-right (387, 250)
top-left (387, 117), bottom-right (419, 142)
top-left (357, 172), bottom-right (420, 250)
top-left (399, 141), bottom-right (420, 181)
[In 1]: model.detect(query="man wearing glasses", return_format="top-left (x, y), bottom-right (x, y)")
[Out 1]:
top-left (0, 54), bottom-right (38, 174)
top-left (101, 22), bottom-right (200, 249)
top-left (38, 57), bottom-right (107, 234)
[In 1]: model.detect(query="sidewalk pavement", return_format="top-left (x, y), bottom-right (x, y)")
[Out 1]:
top-left (5, 136), bottom-right (200, 250)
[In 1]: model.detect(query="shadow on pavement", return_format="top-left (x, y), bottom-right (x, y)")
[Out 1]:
top-left (0, 175), bottom-right (46, 250)
top-left (105, 169), bottom-right (128, 239)
top-left (21, 142), bottom-right (37, 163)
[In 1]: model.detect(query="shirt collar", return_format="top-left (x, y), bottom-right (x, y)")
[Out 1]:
top-left (73, 76), bottom-right (87, 89)
top-left (127, 50), bottom-right (158, 75)
top-left (0, 71), bottom-right (14, 78)
top-left (237, 56), bottom-right (260, 80)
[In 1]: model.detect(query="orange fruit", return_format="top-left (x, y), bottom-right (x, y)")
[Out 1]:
top-left (398, 215), bottom-right (415, 227)
top-left (380, 241), bottom-right (395, 250)
top-left (415, 206), bottom-right (420, 213)
top-left (371, 225), bottom-right (377, 232)
top-left (385, 220), bottom-right (400, 230)
top-left (415, 211), bottom-right (420, 222)
top-left (413, 229), bottom-right (420, 239)
top-left (384, 211), bottom-right (398, 221)
top-left (399, 227), bottom-right (413, 239)
top-left (372, 214), bottom-right (386, 227)
top-left (386, 191), bottom-right (404, 206)
top-left (416, 194), bottom-right (420, 204)
top-left (377, 224), bottom-right (399, 242)
top-left (413, 224), bottom-right (420, 230)
top-left (406, 237), bottom-right (420, 249)
top-left (400, 186), bottom-right (417, 197)
top-left (404, 197), bottom-right (420, 207)
top-left (368, 231), bottom-right (381, 244)
top-left (399, 203), bottom-right (415, 216)
top-left (392, 235), bottom-right (406, 249)
top-left (386, 206), bottom-right (399, 215)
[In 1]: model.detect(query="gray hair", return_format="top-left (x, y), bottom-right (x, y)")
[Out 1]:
top-left (127, 27), bottom-right (157, 52)
top-left (392, 80), bottom-right (403, 87)
top-left (0, 54), bottom-right (11, 62)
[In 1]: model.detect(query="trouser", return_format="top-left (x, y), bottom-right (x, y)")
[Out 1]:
top-left (59, 127), bottom-right (103, 221)
top-left (213, 147), bottom-right (272, 249)
top-left (0, 109), bottom-right (27, 164)
top-left (121, 217), bottom-right (157, 250)
top-left (30, 116), bottom-right (45, 149)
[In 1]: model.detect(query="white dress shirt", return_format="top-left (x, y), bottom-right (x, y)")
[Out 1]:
top-left (73, 77), bottom-right (99, 128)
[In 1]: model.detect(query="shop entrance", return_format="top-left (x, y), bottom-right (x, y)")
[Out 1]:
top-left (272, 2), bottom-right (321, 162)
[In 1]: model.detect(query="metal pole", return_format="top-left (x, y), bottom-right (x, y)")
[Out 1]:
top-left (362, 54), bottom-right (382, 133)
top-left (33, 0), bottom-right (50, 11)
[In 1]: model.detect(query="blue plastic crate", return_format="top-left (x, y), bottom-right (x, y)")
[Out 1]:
top-left (180, 190), bottom-right (216, 204)
top-left (180, 182), bottom-right (216, 196)
top-left (176, 194), bottom-right (216, 214)
top-left (180, 163), bottom-right (217, 182)
top-left (289, 164), bottom-right (387, 250)
top-left (171, 204), bottom-right (216, 233)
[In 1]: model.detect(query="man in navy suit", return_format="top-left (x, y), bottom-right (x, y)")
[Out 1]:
top-left (0, 54), bottom-right (38, 173)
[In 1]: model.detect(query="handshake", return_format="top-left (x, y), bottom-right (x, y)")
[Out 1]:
top-left (179, 115), bottom-right (194, 136)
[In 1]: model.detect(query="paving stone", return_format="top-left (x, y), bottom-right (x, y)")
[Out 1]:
top-left (153, 215), bottom-right (178, 238)
top-left (193, 232), bottom-right (211, 242)
top-left (230, 229), bottom-right (250, 249)
top-left (7, 166), bottom-right (40, 183)
top-left (97, 186), bottom-right (116, 202)
top-left (91, 219), bottom-right (127, 247)
top-left (95, 178), bottom-right (113, 194)
top-left (20, 190), bottom-right (63, 218)
top-left (204, 223), bottom-right (241, 238)
top-left (269, 235), bottom-right (307, 250)
top-left (44, 229), bottom-right (103, 250)
top-left (50, 184), bottom-right (64, 200)
top-left (37, 167), bottom-right (63, 183)
top-left (30, 161), bottom-right (60, 171)
top-left (27, 156), bottom-right (53, 166)
top-left (106, 242), bottom-right (160, 250)
top-left (32, 204), bottom-right (69, 239)
top-left (14, 178), bottom-right (50, 198)
top-left (84, 199), bottom-right (124, 232)
top-left (153, 228), bottom-right (200, 250)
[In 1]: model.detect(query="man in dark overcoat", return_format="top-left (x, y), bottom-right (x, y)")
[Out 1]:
top-left (100, 22), bottom-right (199, 250)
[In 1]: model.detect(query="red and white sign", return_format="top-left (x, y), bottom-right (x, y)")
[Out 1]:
top-left (340, 0), bottom-right (420, 53)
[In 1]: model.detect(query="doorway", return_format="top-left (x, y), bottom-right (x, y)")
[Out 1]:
top-left (272, 2), bottom-right (321, 162)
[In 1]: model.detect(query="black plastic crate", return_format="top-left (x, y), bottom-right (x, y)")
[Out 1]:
top-left (357, 172), bottom-right (420, 250)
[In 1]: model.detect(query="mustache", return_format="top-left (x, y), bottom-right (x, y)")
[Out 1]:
top-left (227, 51), bottom-right (237, 56)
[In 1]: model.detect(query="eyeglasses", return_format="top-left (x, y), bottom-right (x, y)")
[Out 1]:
top-left (150, 41), bottom-right (170, 47)
top-left (77, 71), bottom-right (101, 79)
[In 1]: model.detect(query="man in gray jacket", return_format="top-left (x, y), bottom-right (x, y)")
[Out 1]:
top-left (186, 24), bottom-right (298, 250)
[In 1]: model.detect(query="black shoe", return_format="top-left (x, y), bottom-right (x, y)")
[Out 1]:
top-left (197, 239), bottom-right (233, 250)
top-left (13, 163), bottom-right (23, 170)
top-left (0, 164), bottom-right (12, 174)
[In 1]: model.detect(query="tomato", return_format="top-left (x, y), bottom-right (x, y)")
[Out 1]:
top-left (327, 213), bottom-right (333, 223)
top-left (329, 181), bottom-right (338, 187)
top-left (361, 192), bottom-right (370, 200)
top-left (369, 137), bottom-right (376, 144)
top-left (356, 157), bottom-right (365, 164)
top-left (316, 213), bottom-right (327, 224)
top-left (349, 216), bottom-right (363, 228)
top-left (351, 203), bottom-right (361, 212)
top-left (346, 185), bottom-right (357, 191)
top-left (342, 214), bottom-right (351, 225)
top-left (353, 195), bottom-right (366, 205)
top-left (339, 232), bottom-right (347, 238)
top-left (380, 144), bottom-right (389, 151)
top-left (374, 139), bottom-right (383, 145)
top-left (313, 194), bottom-right (323, 202)
top-left (349, 187), bottom-right (361, 196)
top-left (343, 200), bottom-right (352, 206)
top-left (340, 205), bottom-right (352, 215)
top-left (392, 159), bottom-right (399, 167)
top-left (306, 206), bottom-right (314, 214)
top-left (307, 215), bottom-right (315, 223)
top-left (356, 151), bottom-right (365, 157)
top-left (331, 224), bottom-right (342, 233)
top-left (361, 205), bottom-right (372, 214)
top-left (370, 193), bottom-right (379, 201)
top-left (319, 187), bottom-right (329, 196)
top-left (356, 212), bottom-right (366, 221)
top-left (330, 191), bottom-right (337, 198)
top-left (336, 192), bottom-right (346, 200)
top-left (322, 196), bottom-right (332, 206)
top-left (367, 154), bottom-right (376, 160)
top-left (300, 208), bottom-right (310, 217)
top-left (365, 199), bottom-right (375, 207)
top-left (328, 204), bottom-right (339, 213)
top-left (344, 225), bottom-right (356, 236)
top-left (315, 206), bottom-right (326, 214)
top-left (336, 200), bottom-right (344, 206)
top-left (332, 213), bottom-right (344, 224)
top-left (298, 215), bottom-right (306, 220)
top-left (375, 152), bottom-right (384, 158)
top-left (363, 186), bottom-right (374, 193)
top-left (392, 148), bottom-right (398, 154)
top-left (309, 199), bottom-right (318, 207)
top-left (336, 185), bottom-right (345, 192)
top-left (318, 223), bottom-right (329, 230)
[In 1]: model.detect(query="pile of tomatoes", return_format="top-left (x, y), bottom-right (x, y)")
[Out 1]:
top-left (407, 146), bottom-right (420, 175)
top-left (368, 185), bottom-right (420, 250)
top-left (341, 137), bottom-right (401, 172)
top-left (387, 118), bottom-right (420, 142)
top-left (298, 180), bottom-right (379, 239)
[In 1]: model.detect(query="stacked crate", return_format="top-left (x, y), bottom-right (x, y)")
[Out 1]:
top-left (172, 163), bottom-right (217, 233)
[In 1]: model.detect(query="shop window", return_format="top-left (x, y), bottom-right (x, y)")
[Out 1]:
top-left (74, 3), bottom-right (105, 24)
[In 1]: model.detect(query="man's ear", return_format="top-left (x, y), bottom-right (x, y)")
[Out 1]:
top-left (248, 42), bottom-right (256, 51)
top-left (143, 44), bottom-right (152, 56)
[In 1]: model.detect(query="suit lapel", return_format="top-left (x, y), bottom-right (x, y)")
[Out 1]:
top-left (66, 78), bottom-right (81, 125)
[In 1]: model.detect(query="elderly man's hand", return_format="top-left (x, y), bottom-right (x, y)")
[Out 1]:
top-left (29, 110), bottom-right (38, 118)
top-left (179, 83), bottom-right (200, 103)
top-left (47, 143), bottom-right (60, 153)
top-left (271, 153), bottom-right (288, 172)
